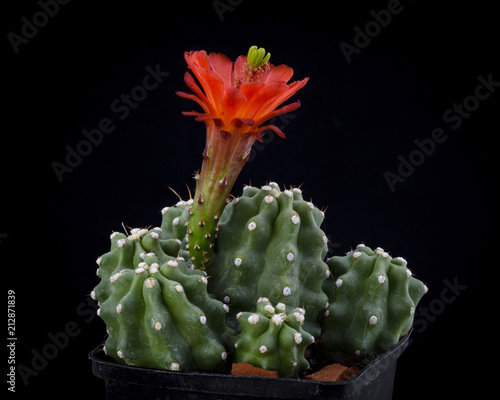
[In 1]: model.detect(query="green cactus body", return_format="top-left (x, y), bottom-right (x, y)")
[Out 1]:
top-left (207, 183), bottom-right (331, 338)
top-left (158, 200), bottom-right (192, 257)
top-left (321, 244), bottom-right (428, 364)
top-left (92, 209), bottom-right (236, 372)
top-left (234, 298), bottom-right (313, 378)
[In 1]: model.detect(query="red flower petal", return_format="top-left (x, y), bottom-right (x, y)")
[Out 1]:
top-left (220, 84), bottom-right (247, 123)
top-left (254, 124), bottom-right (286, 139)
top-left (254, 100), bottom-right (302, 126)
top-left (185, 51), bottom-right (225, 111)
top-left (176, 91), bottom-right (209, 113)
top-left (185, 50), bottom-right (210, 71)
top-left (208, 52), bottom-right (234, 86)
top-left (262, 64), bottom-right (294, 84)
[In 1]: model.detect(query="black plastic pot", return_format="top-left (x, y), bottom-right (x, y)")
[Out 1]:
top-left (89, 330), bottom-right (411, 400)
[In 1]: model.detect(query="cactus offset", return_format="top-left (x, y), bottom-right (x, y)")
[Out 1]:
top-left (207, 183), bottom-right (330, 339)
top-left (92, 213), bottom-right (235, 372)
top-left (321, 244), bottom-right (428, 364)
top-left (234, 298), bottom-right (313, 378)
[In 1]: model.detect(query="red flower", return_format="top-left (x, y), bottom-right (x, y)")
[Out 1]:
top-left (177, 49), bottom-right (309, 143)
top-left (176, 48), bottom-right (308, 269)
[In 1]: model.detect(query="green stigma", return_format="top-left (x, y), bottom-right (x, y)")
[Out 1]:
top-left (247, 46), bottom-right (271, 69)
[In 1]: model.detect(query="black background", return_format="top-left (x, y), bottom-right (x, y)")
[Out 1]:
top-left (3, 0), bottom-right (497, 398)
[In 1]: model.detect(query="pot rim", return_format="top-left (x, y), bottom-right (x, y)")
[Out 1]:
top-left (89, 329), bottom-right (411, 398)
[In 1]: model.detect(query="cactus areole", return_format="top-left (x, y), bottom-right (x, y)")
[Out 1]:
top-left (91, 47), bottom-right (428, 390)
top-left (177, 47), bottom-right (309, 268)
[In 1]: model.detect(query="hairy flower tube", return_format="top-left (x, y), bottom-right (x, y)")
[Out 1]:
top-left (176, 46), bottom-right (309, 268)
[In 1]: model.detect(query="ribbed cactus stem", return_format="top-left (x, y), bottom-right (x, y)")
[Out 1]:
top-left (188, 121), bottom-right (256, 269)
top-left (207, 183), bottom-right (330, 338)
top-left (321, 244), bottom-right (428, 364)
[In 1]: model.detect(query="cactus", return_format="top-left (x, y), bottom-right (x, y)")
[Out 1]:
top-left (92, 218), bottom-right (236, 373)
top-left (157, 200), bottom-right (192, 257)
top-left (91, 47), bottom-right (429, 381)
top-left (207, 182), bottom-right (331, 339)
top-left (233, 298), bottom-right (313, 378)
top-left (320, 244), bottom-right (428, 364)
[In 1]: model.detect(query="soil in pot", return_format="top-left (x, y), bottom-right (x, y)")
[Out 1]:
top-left (231, 361), bottom-right (361, 382)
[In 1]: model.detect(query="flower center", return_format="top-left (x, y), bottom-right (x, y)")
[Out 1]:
top-left (236, 46), bottom-right (271, 87)
top-left (247, 45), bottom-right (271, 69)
